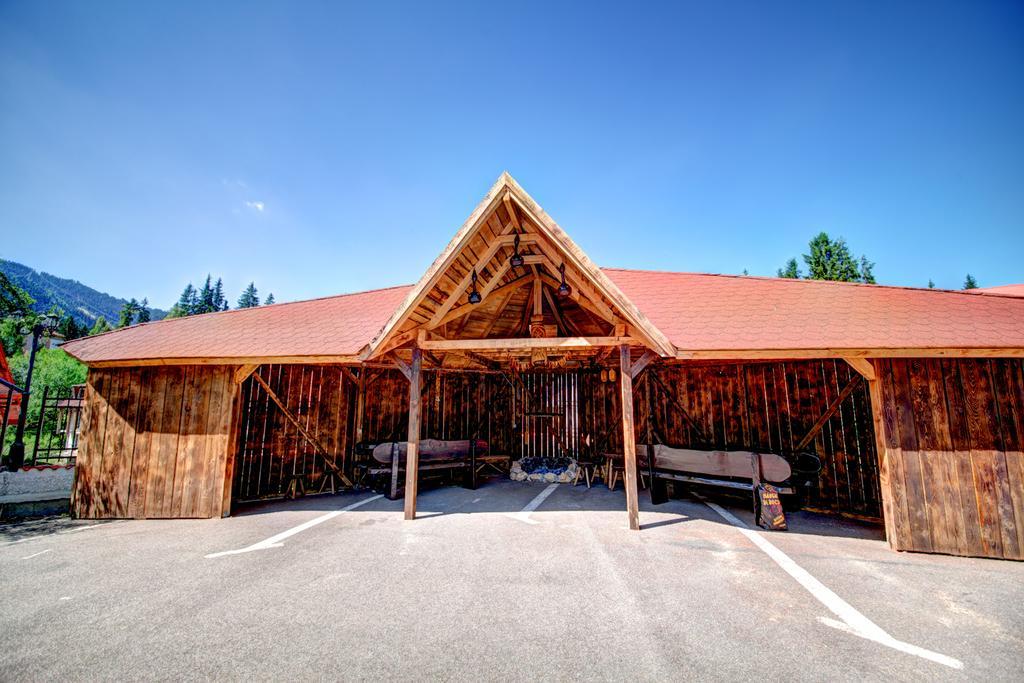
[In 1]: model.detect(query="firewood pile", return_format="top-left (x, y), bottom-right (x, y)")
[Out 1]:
top-left (510, 456), bottom-right (578, 483)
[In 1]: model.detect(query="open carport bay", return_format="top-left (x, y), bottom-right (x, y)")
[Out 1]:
top-left (1, 481), bottom-right (1022, 681)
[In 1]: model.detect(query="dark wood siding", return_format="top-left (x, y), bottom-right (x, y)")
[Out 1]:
top-left (877, 358), bottom-right (1024, 559)
top-left (649, 361), bottom-right (882, 518)
top-left (72, 366), bottom-right (236, 519)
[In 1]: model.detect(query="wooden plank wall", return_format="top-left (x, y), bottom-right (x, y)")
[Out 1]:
top-left (649, 360), bottom-right (881, 518)
top-left (231, 361), bottom-right (881, 519)
top-left (234, 367), bottom-right (514, 501)
top-left (72, 366), bottom-right (236, 519)
top-left (877, 358), bottom-right (1024, 559)
top-left (234, 364), bottom-right (353, 501)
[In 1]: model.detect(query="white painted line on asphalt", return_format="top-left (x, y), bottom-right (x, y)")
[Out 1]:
top-left (21, 548), bottom-right (52, 560)
top-left (507, 483), bottom-right (559, 525)
top-left (205, 494), bottom-right (383, 558)
top-left (703, 499), bottom-right (963, 670)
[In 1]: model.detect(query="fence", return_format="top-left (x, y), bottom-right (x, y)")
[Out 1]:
top-left (1, 380), bottom-right (83, 468)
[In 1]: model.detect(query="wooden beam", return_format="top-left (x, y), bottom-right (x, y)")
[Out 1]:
top-left (446, 350), bottom-right (499, 371)
top-left (83, 354), bottom-right (364, 368)
top-left (532, 275), bottom-right (542, 318)
top-left (341, 367), bottom-right (360, 386)
top-left (393, 355), bottom-right (412, 382)
top-left (403, 346), bottom-right (423, 520)
top-left (426, 235), bottom-right (538, 328)
top-left (541, 286), bottom-right (578, 337)
top-left (233, 364), bottom-right (258, 384)
top-left (844, 357), bottom-right (876, 380)
top-left (533, 255), bottom-right (619, 324)
top-left (505, 188), bottom-right (676, 356)
top-left (354, 368), bottom-right (367, 450)
top-left (420, 336), bottom-right (638, 351)
top-left (220, 382), bottom-right (244, 517)
top-left (364, 176), bottom-right (510, 358)
top-left (477, 282), bottom-right (522, 339)
top-left (503, 191), bottom-right (522, 232)
top-left (630, 351), bottom-right (658, 379)
top-left (430, 263), bottom-right (539, 330)
top-left (372, 328), bottom-right (420, 358)
top-left (794, 373), bottom-right (864, 451)
top-left (865, 364), bottom-right (897, 548)
top-left (619, 345), bottom-right (640, 531)
top-left (251, 372), bottom-right (354, 487)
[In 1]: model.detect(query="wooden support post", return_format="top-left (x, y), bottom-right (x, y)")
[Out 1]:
top-left (619, 345), bottom-right (640, 530)
top-left (865, 361), bottom-right (897, 548)
top-left (220, 381), bottom-right (244, 517)
top-left (354, 369), bottom-right (366, 447)
top-left (645, 369), bottom-right (668, 505)
top-left (403, 346), bottom-right (423, 521)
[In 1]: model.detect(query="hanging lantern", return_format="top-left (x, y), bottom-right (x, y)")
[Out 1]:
top-left (467, 269), bottom-right (482, 304)
top-left (608, 368), bottom-right (617, 382)
top-left (600, 369), bottom-right (608, 383)
top-left (557, 263), bottom-right (572, 298)
top-left (509, 232), bottom-right (524, 268)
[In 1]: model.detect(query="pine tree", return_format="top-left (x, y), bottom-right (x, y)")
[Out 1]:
top-left (778, 232), bottom-right (875, 283)
top-left (137, 298), bottom-right (151, 323)
top-left (928, 279), bottom-right (935, 289)
top-left (803, 233), bottom-right (862, 282)
top-left (859, 256), bottom-right (876, 284)
top-left (777, 258), bottom-right (801, 279)
top-left (57, 312), bottom-right (86, 341)
top-left (0, 271), bottom-right (34, 317)
top-left (264, 293), bottom-right (275, 306)
top-left (89, 316), bottom-right (112, 336)
top-left (237, 282), bottom-right (260, 308)
top-left (168, 283), bottom-right (198, 318)
top-left (963, 274), bottom-right (978, 290)
top-left (118, 298), bottom-right (140, 328)
top-left (198, 275), bottom-right (215, 314)
top-left (213, 278), bottom-right (228, 311)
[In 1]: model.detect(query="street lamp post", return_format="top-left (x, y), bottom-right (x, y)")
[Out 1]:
top-left (5, 314), bottom-right (58, 471)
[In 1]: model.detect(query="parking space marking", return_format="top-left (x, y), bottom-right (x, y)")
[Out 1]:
top-left (506, 483), bottom-right (559, 524)
top-left (206, 494), bottom-right (383, 558)
top-left (21, 549), bottom-right (53, 560)
top-left (703, 499), bottom-right (964, 670)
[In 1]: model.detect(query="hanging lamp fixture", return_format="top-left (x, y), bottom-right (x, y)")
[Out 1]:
top-left (509, 232), bottom-right (524, 269)
top-left (557, 263), bottom-right (572, 298)
top-left (467, 269), bottom-right (482, 304)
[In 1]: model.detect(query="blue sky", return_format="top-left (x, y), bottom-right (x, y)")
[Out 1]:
top-left (1, 1), bottom-right (1022, 309)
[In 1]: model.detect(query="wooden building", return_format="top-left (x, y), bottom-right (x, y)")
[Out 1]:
top-left (62, 173), bottom-right (1024, 560)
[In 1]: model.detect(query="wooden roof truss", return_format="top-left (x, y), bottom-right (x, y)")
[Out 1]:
top-left (363, 172), bottom-right (674, 367)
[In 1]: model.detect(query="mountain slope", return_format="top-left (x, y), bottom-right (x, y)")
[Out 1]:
top-left (0, 259), bottom-right (166, 325)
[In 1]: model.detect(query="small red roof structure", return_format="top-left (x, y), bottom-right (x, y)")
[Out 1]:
top-left (61, 173), bottom-right (1024, 366)
top-left (0, 344), bottom-right (22, 425)
top-left (970, 284), bottom-right (1024, 297)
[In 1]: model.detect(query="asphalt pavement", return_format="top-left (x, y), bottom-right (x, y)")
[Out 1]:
top-left (1, 480), bottom-right (1021, 681)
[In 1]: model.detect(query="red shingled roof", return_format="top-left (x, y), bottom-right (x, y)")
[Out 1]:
top-left (603, 269), bottom-right (1024, 354)
top-left (971, 284), bottom-right (1024, 297)
top-left (62, 270), bottom-right (1024, 364)
top-left (62, 285), bottom-right (412, 364)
